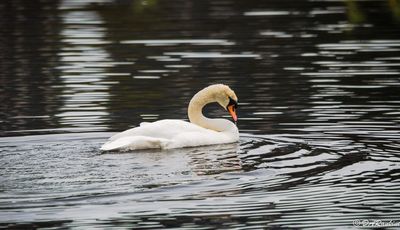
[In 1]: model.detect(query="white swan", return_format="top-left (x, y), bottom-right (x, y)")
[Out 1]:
top-left (100, 84), bottom-right (239, 151)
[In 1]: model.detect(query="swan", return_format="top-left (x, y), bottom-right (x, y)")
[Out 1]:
top-left (100, 84), bottom-right (239, 151)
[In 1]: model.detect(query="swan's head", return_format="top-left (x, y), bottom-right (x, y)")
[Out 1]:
top-left (188, 84), bottom-right (239, 128)
top-left (213, 84), bottom-right (238, 122)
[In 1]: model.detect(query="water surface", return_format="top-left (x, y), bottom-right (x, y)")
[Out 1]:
top-left (1, 0), bottom-right (400, 229)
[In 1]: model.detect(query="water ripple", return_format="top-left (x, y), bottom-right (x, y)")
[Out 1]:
top-left (121, 39), bottom-right (235, 46)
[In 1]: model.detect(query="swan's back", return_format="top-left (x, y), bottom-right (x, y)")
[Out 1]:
top-left (108, 120), bottom-right (207, 141)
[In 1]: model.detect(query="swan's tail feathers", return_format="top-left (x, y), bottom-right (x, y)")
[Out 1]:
top-left (100, 136), bottom-right (171, 151)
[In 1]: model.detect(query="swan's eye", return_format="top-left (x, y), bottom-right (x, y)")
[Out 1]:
top-left (227, 97), bottom-right (238, 122)
top-left (227, 97), bottom-right (238, 110)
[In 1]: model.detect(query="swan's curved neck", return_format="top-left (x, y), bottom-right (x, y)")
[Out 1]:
top-left (188, 87), bottom-right (233, 132)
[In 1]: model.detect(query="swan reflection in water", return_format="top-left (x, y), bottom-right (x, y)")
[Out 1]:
top-left (186, 143), bottom-right (242, 176)
top-left (103, 143), bottom-right (243, 177)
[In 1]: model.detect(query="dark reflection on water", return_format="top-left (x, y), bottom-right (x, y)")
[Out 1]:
top-left (1, 0), bottom-right (400, 229)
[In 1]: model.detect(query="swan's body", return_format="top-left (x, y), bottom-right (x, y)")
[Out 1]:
top-left (100, 84), bottom-right (239, 151)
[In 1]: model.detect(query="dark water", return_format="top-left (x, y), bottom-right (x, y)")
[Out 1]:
top-left (1, 0), bottom-right (400, 229)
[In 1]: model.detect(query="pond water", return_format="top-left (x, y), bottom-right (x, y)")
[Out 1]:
top-left (1, 0), bottom-right (400, 229)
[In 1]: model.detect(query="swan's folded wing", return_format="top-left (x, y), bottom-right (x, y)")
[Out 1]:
top-left (108, 120), bottom-right (206, 141)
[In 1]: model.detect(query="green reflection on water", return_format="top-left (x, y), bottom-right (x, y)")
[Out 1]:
top-left (388, 0), bottom-right (400, 22)
top-left (345, 0), bottom-right (366, 24)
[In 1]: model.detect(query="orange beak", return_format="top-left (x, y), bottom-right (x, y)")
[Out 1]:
top-left (227, 105), bottom-right (238, 122)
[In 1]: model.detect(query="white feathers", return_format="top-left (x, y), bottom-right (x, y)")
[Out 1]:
top-left (100, 84), bottom-right (239, 151)
top-left (100, 120), bottom-right (238, 151)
